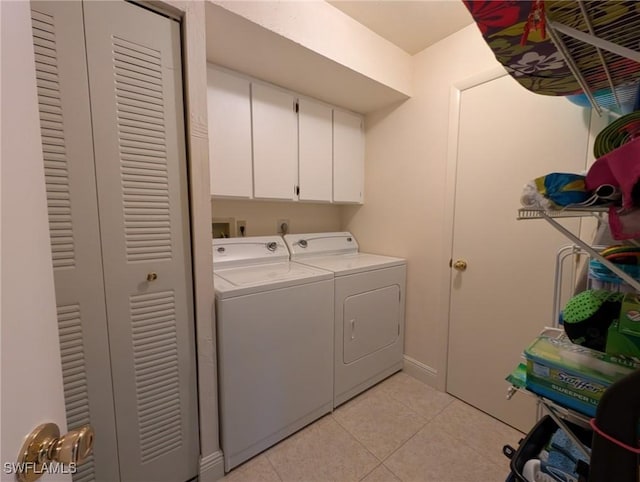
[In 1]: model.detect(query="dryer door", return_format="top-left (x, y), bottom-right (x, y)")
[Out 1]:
top-left (343, 285), bottom-right (400, 363)
top-left (334, 264), bottom-right (406, 406)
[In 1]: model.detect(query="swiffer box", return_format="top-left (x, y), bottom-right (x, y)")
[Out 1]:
top-left (525, 334), bottom-right (640, 416)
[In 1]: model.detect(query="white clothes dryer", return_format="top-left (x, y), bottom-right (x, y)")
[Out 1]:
top-left (213, 236), bottom-right (334, 471)
top-left (284, 232), bottom-right (406, 407)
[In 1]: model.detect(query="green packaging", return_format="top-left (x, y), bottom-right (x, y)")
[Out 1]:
top-left (524, 334), bottom-right (640, 416)
top-left (605, 293), bottom-right (640, 358)
top-left (607, 321), bottom-right (640, 358)
top-left (619, 292), bottom-right (640, 337)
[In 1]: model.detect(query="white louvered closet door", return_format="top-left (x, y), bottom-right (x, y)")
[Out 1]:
top-left (31, 1), bottom-right (198, 481)
top-left (82, 2), bottom-right (199, 482)
top-left (30, 3), bottom-right (120, 481)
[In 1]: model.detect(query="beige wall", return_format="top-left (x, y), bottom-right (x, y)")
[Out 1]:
top-left (343, 24), bottom-right (500, 390)
top-left (212, 199), bottom-right (343, 236)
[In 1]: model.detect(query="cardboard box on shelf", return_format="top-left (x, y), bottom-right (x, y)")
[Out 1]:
top-left (619, 292), bottom-right (640, 337)
top-left (606, 293), bottom-right (640, 358)
top-left (524, 333), bottom-right (640, 417)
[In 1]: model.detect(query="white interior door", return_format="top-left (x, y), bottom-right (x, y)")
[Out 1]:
top-left (1, 2), bottom-right (68, 479)
top-left (446, 74), bottom-right (590, 432)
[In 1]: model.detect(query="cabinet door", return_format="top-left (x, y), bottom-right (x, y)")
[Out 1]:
top-left (298, 98), bottom-right (332, 202)
top-left (207, 67), bottom-right (253, 198)
top-left (83, 2), bottom-right (199, 481)
top-left (252, 83), bottom-right (298, 200)
top-left (333, 109), bottom-right (364, 204)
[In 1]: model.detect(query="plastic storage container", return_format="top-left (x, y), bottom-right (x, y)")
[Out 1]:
top-left (588, 259), bottom-right (640, 293)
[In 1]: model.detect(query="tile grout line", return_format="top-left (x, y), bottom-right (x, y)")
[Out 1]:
top-left (377, 417), bottom-right (436, 482)
top-left (426, 402), bottom-right (520, 469)
top-left (268, 412), bottom-right (383, 481)
top-left (382, 378), bottom-right (457, 421)
top-left (333, 387), bottom-right (431, 462)
top-left (261, 415), bottom-right (336, 482)
top-left (330, 411), bottom-right (383, 465)
top-left (330, 410), bottom-right (408, 482)
top-left (381, 409), bottom-right (509, 481)
top-left (379, 417), bottom-right (431, 482)
top-left (336, 373), bottom-right (460, 481)
top-left (263, 452), bottom-right (284, 482)
top-left (357, 462), bottom-right (384, 482)
top-left (372, 383), bottom-right (438, 470)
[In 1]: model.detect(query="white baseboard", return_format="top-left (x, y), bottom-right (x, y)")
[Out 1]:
top-left (200, 451), bottom-right (225, 482)
top-left (403, 355), bottom-right (440, 390)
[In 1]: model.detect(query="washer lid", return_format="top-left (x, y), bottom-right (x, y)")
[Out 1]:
top-left (214, 261), bottom-right (332, 298)
top-left (284, 232), bottom-right (358, 259)
top-left (213, 235), bottom-right (289, 269)
top-left (294, 252), bottom-right (405, 276)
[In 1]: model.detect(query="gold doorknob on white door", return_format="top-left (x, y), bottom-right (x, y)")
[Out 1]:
top-left (147, 272), bottom-right (158, 282)
top-left (16, 423), bottom-right (94, 482)
top-left (453, 259), bottom-right (468, 271)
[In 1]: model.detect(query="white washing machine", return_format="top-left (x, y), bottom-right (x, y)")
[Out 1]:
top-left (284, 232), bottom-right (406, 407)
top-left (213, 236), bottom-right (334, 471)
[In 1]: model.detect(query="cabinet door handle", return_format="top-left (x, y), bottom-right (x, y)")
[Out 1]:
top-left (350, 319), bottom-right (356, 340)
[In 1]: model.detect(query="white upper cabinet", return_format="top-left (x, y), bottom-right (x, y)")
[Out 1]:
top-left (206, 65), bottom-right (365, 204)
top-left (207, 67), bottom-right (253, 198)
top-left (252, 83), bottom-right (298, 200)
top-left (333, 109), bottom-right (364, 204)
top-left (298, 98), bottom-right (332, 202)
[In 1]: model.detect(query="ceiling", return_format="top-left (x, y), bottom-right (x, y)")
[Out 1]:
top-left (328, 1), bottom-right (474, 55)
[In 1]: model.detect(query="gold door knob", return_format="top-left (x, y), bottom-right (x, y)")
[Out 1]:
top-left (50, 424), bottom-right (94, 465)
top-left (146, 272), bottom-right (158, 282)
top-left (16, 423), bottom-right (94, 482)
top-left (453, 259), bottom-right (468, 271)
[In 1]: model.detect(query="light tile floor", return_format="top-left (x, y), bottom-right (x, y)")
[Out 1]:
top-left (220, 372), bottom-right (524, 482)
